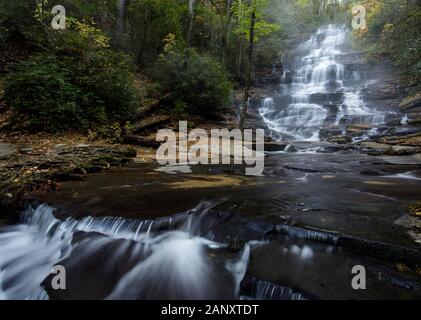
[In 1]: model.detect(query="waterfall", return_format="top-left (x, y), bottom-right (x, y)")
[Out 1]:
top-left (260, 24), bottom-right (389, 142)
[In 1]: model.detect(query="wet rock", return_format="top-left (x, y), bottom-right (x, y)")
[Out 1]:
top-left (395, 217), bottom-right (421, 245)
top-left (379, 132), bottom-right (421, 148)
top-left (83, 165), bottom-right (105, 174)
top-left (19, 146), bottom-right (33, 154)
top-left (319, 128), bottom-right (342, 139)
top-left (309, 92), bottom-right (344, 104)
top-left (327, 136), bottom-right (352, 144)
top-left (246, 112), bottom-right (263, 121)
top-left (407, 113), bottom-right (421, 126)
top-left (263, 142), bottom-right (288, 152)
top-left (360, 170), bottom-right (383, 176)
top-left (72, 167), bottom-right (88, 177)
top-left (362, 79), bottom-right (403, 101)
top-left (283, 165), bottom-right (321, 173)
top-left (400, 92), bottom-right (421, 113)
top-left (346, 124), bottom-right (373, 136)
top-left (337, 236), bottom-right (421, 269)
top-left (75, 144), bottom-right (90, 148)
top-left (386, 146), bottom-right (421, 156)
top-left (0, 143), bottom-right (16, 159)
top-left (360, 142), bottom-right (392, 154)
top-left (272, 96), bottom-right (292, 106)
top-left (318, 145), bottom-right (356, 153)
top-left (386, 118), bottom-right (404, 126)
top-left (284, 145), bottom-right (299, 153)
top-left (52, 173), bottom-right (85, 182)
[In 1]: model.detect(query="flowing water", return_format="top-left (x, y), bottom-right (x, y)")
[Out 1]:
top-left (0, 25), bottom-right (420, 300)
top-left (0, 202), bottom-right (252, 300)
top-left (260, 25), bottom-right (394, 142)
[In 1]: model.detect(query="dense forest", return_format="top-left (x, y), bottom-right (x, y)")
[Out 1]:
top-left (0, 0), bottom-right (419, 136)
top-left (1, 0), bottom-right (421, 302)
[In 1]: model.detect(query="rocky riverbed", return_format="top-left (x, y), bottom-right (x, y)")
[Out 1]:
top-left (0, 139), bottom-right (155, 224)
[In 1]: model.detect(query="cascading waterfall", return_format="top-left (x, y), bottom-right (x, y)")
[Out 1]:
top-left (260, 24), bottom-right (389, 142)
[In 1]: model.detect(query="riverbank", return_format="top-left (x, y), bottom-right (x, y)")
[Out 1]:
top-left (0, 133), bottom-right (157, 224)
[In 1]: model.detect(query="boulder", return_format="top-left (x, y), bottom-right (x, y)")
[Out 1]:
top-left (346, 124), bottom-right (373, 136)
top-left (360, 142), bottom-right (392, 155)
top-left (310, 92), bottom-right (345, 104)
top-left (319, 128), bottom-right (342, 139)
top-left (263, 142), bottom-right (288, 152)
top-left (386, 146), bottom-right (421, 156)
top-left (399, 92), bottom-right (421, 113)
top-left (327, 135), bottom-right (352, 144)
top-left (408, 113), bottom-right (421, 126)
top-left (361, 142), bottom-right (391, 151)
top-left (0, 143), bottom-right (16, 159)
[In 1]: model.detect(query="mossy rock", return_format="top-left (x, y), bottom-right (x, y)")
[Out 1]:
top-left (409, 201), bottom-right (421, 217)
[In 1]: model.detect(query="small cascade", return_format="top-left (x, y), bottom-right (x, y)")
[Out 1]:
top-left (252, 280), bottom-right (306, 300)
top-left (260, 25), bottom-right (392, 142)
top-left (0, 205), bottom-right (72, 299)
top-left (0, 201), bottom-right (245, 300)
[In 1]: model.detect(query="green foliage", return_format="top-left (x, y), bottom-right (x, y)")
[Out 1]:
top-left (353, 0), bottom-right (421, 90)
top-left (232, 0), bottom-right (279, 42)
top-left (150, 48), bottom-right (232, 115)
top-left (88, 122), bottom-right (125, 143)
top-left (4, 53), bottom-right (82, 130)
top-left (4, 18), bottom-right (140, 132)
top-left (125, 0), bottom-right (185, 64)
top-left (0, 26), bottom-right (8, 45)
top-left (0, 0), bottom-right (40, 41)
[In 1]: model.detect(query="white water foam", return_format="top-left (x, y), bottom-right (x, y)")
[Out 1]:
top-left (259, 25), bottom-right (390, 142)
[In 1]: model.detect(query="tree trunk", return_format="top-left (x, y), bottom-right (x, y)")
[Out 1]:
top-left (221, 0), bottom-right (232, 65)
top-left (187, 0), bottom-right (196, 47)
top-left (236, 38), bottom-right (244, 80)
top-left (131, 115), bottom-right (172, 133)
top-left (123, 134), bottom-right (160, 148)
top-left (136, 92), bottom-right (173, 119)
top-left (239, 9), bottom-right (256, 130)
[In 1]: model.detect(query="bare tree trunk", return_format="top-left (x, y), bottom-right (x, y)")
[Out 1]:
top-left (236, 38), bottom-right (244, 80)
top-left (239, 9), bottom-right (256, 130)
top-left (221, 0), bottom-right (232, 65)
top-left (123, 134), bottom-right (160, 148)
top-left (187, 0), bottom-right (196, 47)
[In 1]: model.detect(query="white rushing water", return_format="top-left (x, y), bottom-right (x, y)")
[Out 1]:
top-left (0, 202), bottom-right (254, 300)
top-left (260, 25), bottom-right (389, 141)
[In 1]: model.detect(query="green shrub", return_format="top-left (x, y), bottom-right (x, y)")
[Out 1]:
top-left (149, 48), bottom-right (232, 116)
top-left (4, 19), bottom-right (140, 132)
top-left (4, 54), bottom-right (83, 130)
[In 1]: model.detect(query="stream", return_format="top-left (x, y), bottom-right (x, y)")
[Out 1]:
top-left (0, 25), bottom-right (420, 300)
